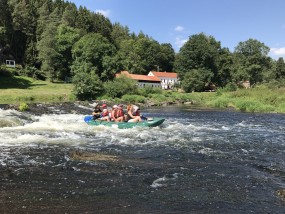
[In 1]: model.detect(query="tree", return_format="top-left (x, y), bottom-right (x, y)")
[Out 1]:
top-left (275, 57), bottom-right (285, 79)
top-left (103, 75), bottom-right (137, 98)
top-left (37, 7), bottom-right (61, 81)
top-left (72, 69), bottom-right (103, 100)
top-left (36, 0), bottom-right (52, 39)
top-left (56, 24), bottom-right (81, 79)
top-left (157, 43), bottom-right (175, 72)
top-left (75, 6), bottom-right (93, 33)
top-left (61, 3), bottom-right (77, 27)
top-left (0, 0), bottom-right (13, 62)
top-left (234, 38), bottom-right (271, 84)
top-left (90, 12), bottom-right (113, 41)
top-left (215, 48), bottom-right (235, 87)
top-left (174, 33), bottom-right (222, 89)
top-left (181, 69), bottom-right (213, 92)
top-left (111, 22), bottom-right (130, 48)
top-left (119, 35), bottom-right (163, 74)
top-left (71, 33), bottom-right (117, 82)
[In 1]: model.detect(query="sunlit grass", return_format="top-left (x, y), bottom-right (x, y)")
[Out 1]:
top-left (2, 75), bottom-right (285, 114)
top-left (0, 76), bottom-right (75, 104)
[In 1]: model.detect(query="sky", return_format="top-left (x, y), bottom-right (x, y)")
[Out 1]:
top-left (69, 0), bottom-right (285, 59)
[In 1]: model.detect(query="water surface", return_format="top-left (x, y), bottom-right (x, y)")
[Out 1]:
top-left (0, 104), bottom-right (285, 213)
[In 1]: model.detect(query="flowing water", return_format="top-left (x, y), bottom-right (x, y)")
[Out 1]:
top-left (0, 104), bottom-right (285, 213)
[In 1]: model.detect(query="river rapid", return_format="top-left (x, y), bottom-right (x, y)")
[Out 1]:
top-left (0, 103), bottom-right (285, 213)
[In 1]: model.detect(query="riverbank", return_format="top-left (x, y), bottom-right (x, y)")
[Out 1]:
top-left (2, 75), bottom-right (285, 114)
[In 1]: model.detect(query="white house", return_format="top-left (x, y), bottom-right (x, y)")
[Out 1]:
top-left (148, 71), bottom-right (179, 89)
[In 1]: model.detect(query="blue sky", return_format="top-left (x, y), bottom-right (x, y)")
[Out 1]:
top-left (69, 0), bottom-right (285, 59)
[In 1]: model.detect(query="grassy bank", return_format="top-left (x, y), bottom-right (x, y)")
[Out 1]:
top-left (204, 85), bottom-right (285, 113)
top-left (0, 76), bottom-right (75, 104)
top-left (1, 75), bottom-right (285, 114)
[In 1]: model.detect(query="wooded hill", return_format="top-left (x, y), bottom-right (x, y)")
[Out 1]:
top-left (1, 0), bottom-right (285, 100)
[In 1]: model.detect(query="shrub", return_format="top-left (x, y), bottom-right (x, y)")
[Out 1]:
top-left (104, 76), bottom-right (138, 98)
top-left (19, 102), bottom-right (29, 111)
top-left (72, 71), bottom-right (103, 100)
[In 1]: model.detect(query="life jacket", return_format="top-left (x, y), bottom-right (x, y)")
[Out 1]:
top-left (101, 109), bottom-right (109, 117)
top-left (133, 110), bottom-right (140, 116)
top-left (116, 109), bottom-right (124, 117)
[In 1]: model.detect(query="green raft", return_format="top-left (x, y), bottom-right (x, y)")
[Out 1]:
top-left (84, 115), bottom-right (165, 129)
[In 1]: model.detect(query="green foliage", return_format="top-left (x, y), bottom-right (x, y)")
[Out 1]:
top-left (235, 100), bottom-right (274, 113)
top-left (137, 86), bottom-right (163, 97)
top-left (223, 82), bottom-right (238, 92)
top-left (275, 57), bottom-right (285, 79)
top-left (234, 38), bottom-right (272, 84)
top-left (149, 94), bottom-right (169, 104)
top-left (72, 71), bottom-right (103, 100)
top-left (0, 65), bottom-right (14, 77)
top-left (71, 33), bottom-right (116, 82)
top-left (1, 0), bottom-right (284, 104)
top-left (209, 97), bottom-right (230, 108)
top-left (19, 102), bottom-right (29, 111)
top-left (174, 33), bottom-right (221, 81)
top-left (181, 69), bottom-right (213, 92)
top-left (103, 76), bottom-right (137, 98)
top-left (23, 66), bottom-right (46, 80)
top-left (56, 24), bottom-right (81, 79)
top-left (122, 94), bottom-right (145, 103)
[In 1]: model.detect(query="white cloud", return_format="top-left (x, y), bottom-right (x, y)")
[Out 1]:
top-left (175, 25), bottom-right (184, 32)
top-left (95, 9), bottom-right (111, 17)
top-left (175, 37), bottom-right (187, 49)
top-left (270, 47), bottom-right (285, 55)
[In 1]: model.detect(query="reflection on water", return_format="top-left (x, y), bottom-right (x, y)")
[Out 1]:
top-left (0, 105), bottom-right (285, 213)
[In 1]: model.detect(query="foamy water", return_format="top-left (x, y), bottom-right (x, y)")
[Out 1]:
top-left (1, 106), bottom-right (285, 213)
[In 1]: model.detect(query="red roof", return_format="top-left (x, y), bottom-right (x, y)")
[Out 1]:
top-left (149, 71), bottom-right (177, 78)
top-left (116, 71), bottom-right (160, 82)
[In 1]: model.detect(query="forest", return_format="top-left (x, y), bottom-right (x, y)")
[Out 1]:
top-left (1, 0), bottom-right (285, 100)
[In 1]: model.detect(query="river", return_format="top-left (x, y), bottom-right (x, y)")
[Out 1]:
top-left (0, 104), bottom-right (285, 213)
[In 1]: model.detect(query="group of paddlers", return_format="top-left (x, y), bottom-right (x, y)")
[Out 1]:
top-left (92, 103), bottom-right (143, 122)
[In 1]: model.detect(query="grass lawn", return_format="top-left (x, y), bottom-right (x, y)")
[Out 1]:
top-left (0, 76), bottom-right (75, 104)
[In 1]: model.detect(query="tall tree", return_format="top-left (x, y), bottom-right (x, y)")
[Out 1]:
top-left (157, 43), bottom-right (175, 72)
top-left (61, 3), bottom-right (77, 27)
top-left (275, 57), bottom-right (285, 79)
top-left (75, 6), bottom-right (92, 33)
top-left (234, 38), bottom-right (271, 84)
top-left (119, 35), bottom-right (162, 74)
top-left (36, 0), bottom-right (52, 39)
top-left (90, 12), bottom-right (113, 41)
top-left (174, 33), bottom-right (222, 91)
top-left (37, 7), bottom-right (61, 81)
top-left (0, 0), bottom-right (13, 62)
top-left (56, 24), bottom-right (81, 79)
top-left (71, 33), bottom-right (117, 82)
top-left (111, 22), bottom-right (130, 48)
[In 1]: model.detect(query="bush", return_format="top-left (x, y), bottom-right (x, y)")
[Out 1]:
top-left (0, 65), bottom-right (14, 77)
top-left (24, 66), bottom-right (46, 80)
top-left (72, 71), bottom-right (103, 100)
top-left (19, 102), bottom-right (29, 111)
top-left (104, 76), bottom-right (138, 98)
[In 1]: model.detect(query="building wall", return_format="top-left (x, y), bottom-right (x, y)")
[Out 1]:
top-left (137, 82), bottom-right (161, 88)
top-left (148, 71), bottom-right (179, 90)
top-left (160, 77), bottom-right (178, 89)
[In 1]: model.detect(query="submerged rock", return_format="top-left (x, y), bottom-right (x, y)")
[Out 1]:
top-left (276, 189), bottom-right (285, 201)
